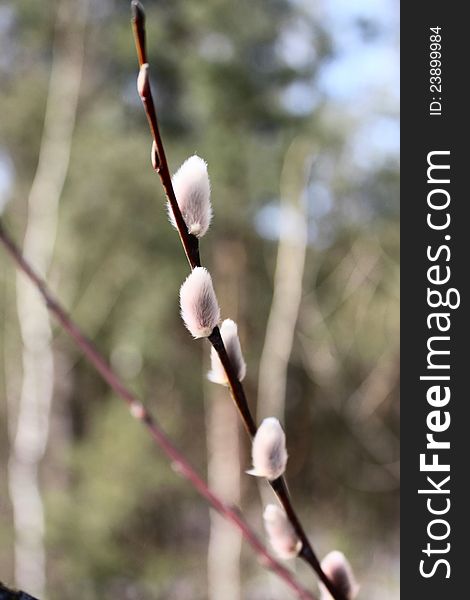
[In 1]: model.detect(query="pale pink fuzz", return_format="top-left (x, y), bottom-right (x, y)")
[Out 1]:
top-left (180, 267), bottom-right (220, 338)
top-left (208, 319), bottom-right (246, 385)
top-left (263, 504), bottom-right (301, 560)
top-left (247, 417), bottom-right (287, 481)
top-left (169, 155), bottom-right (212, 237)
top-left (319, 551), bottom-right (359, 600)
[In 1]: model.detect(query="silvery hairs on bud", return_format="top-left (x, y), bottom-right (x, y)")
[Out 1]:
top-left (169, 155), bottom-right (212, 237)
top-left (319, 551), bottom-right (359, 600)
top-left (180, 267), bottom-right (220, 338)
top-left (263, 504), bottom-right (301, 560)
top-left (247, 417), bottom-right (287, 481)
top-left (207, 318), bottom-right (246, 385)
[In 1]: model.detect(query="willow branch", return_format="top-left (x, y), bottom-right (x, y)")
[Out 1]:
top-left (0, 221), bottom-right (317, 600)
top-left (130, 4), bottom-right (346, 600)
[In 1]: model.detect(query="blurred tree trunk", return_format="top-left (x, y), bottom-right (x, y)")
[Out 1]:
top-left (6, 1), bottom-right (88, 596)
top-left (257, 137), bottom-right (311, 422)
top-left (205, 240), bottom-right (246, 600)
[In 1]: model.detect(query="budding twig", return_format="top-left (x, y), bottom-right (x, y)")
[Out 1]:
top-left (0, 220), bottom-right (317, 600)
top-left (132, 6), bottom-right (200, 270)
top-left (130, 4), bottom-right (348, 599)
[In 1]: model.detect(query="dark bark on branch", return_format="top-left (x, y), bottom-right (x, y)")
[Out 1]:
top-left (0, 582), bottom-right (39, 600)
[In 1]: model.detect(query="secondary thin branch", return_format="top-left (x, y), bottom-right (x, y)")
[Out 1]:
top-left (0, 220), bottom-right (317, 600)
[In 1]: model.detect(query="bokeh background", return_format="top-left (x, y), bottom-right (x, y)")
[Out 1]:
top-left (0, 0), bottom-right (399, 598)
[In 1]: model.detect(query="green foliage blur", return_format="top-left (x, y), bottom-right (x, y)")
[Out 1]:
top-left (0, 0), bottom-right (399, 598)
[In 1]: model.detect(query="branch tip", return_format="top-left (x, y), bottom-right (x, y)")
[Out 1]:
top-left (131, 0), bottom-right (145, 24)
top-left (131, 0), bottom-right (147, 66)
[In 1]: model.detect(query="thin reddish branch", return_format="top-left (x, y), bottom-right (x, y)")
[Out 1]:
top-left (0, 220), bottom-right (317, 600)
top-left (130, 4), bottom-right (347, 600)
top-left (132, 5), bottom-right (200, 270)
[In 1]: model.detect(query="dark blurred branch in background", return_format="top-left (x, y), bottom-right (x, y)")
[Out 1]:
top-left (0, 221), bottom-right (318, 600)
top-left (299, 238), bottom-right (399, 488)
top-left (0, 581), bottom-right (39, 600)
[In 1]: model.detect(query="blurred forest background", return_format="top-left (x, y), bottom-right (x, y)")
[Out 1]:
top-left (0, 0), bottom-right (399, 598)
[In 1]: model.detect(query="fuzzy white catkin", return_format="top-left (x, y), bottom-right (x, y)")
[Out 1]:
top-left (263, 504), bottom-right (301, 560)
top-left (180, 267), bottom-right (220, 338)
top-left (246, 417), bottom-right (287, 480)
top-left (319, 551), bottom-right (359, 600)
top-left (207, 319), bottom-right (246, 385)
top-left (169, 155), bottom-right (212, 237)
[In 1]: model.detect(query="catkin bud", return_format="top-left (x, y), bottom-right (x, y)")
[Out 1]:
top-left (207, 319), bottom-right (246, 385)
top-left (169, 155), bottom-right (212, 237)
top-left (180, 267), bottom-right (220, 338)
top-left (319, 551), bottom-right (359, 600)
top-left (150, 141), bottom-right (159, 170)
top-left (137, 63), bottom-right (149, 99)
top-left (263, 504), bottom-right (301, 559)
top-left (247, 417), bottom-right (287, 480)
